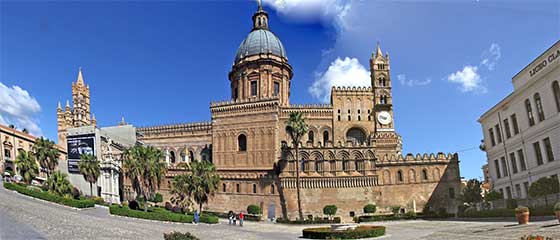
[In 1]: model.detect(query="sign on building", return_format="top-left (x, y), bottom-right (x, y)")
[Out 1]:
top-left (67, 134), bottom-right (95, 173)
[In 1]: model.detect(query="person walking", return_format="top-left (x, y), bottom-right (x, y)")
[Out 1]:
top-left (239, 211), bottom-right (244, 227)
top-left (228, 211), bottom-right (233, 225)
top-left (193, 210), bottom-right (199, 224)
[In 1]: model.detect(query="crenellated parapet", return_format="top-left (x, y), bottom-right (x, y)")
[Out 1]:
top-left (210, 96), bottom-right (280, 116)
top-left (280, 104), bottom-right (333, 118)
top-left (138, 121), bottom-right (212, 137)
top-left (331, 86), bottom-right (374, 96)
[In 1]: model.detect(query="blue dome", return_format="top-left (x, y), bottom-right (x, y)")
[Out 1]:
top-left (235, 29), bottom-right (286, 62)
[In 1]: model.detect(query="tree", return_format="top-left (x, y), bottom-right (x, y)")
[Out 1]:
top-left (247, 204), bottom-right (262, 215)
top-left (33, 137), bottom-right (60, 178)
top-left (170, 173), bottom-right (193, 211)
top-left (14, 150), bottom-right (39, 184)
top-left (529, 177), bottom-right (560, 206)
top-left (171, 160), bottom-right (220, 212)
top-left (123, 144), bottom-right (167, 212)
top-left (459, 179), bottom-right (483, 205)
top-left (363, 204), bottom-right (377, 215)
top-left (485, 190), bottom-right (503, 202)
top-left (285, 112), bottom-right (308, 220)
top-left (45, 171), bottom-right (73, 196)
top-left (78, 154), bottom-right (101, 196)
top-left (323, 205), bottom-right (337, 219)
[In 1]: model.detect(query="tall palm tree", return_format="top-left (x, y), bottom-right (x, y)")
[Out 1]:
top-left (46, 171), bottom-right (73, 196)
top-left (78, 154), bottom-right (101, 196)
top-left (33, 137), bottom-right (60, 178)
top-left (285, 112), bottom-right (308, 220)
top-left (189, 160), bottom-right (220, 212)
top-left (15, 150), bottom-right (39, 184)
top-left (170, 173), bottom-right (193, 211)
top-left (123, 144), bottom-right (167, 212)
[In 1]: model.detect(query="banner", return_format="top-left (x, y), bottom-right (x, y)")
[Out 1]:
top-left (67, 134), bottom-right (95, 173)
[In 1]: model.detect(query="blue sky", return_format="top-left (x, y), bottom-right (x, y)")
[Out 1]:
top-left (1, 0), bottom-right (558, 180)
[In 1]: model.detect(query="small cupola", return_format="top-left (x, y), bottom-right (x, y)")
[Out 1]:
top-left (252, 0), bottom-right (268, 30)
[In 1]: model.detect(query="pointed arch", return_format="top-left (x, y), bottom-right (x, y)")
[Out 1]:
top-left (408, 169), bottom-right (416, 183)
top-left (383, 170), bottom-right (391, 185)
top-left (433, 167), bottom-right (441, 180)
top-left (337, 150), bottom-right (350, 160)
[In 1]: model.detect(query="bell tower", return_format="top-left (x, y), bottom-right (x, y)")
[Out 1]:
top-left (370, 42), bottom-right (395, 131)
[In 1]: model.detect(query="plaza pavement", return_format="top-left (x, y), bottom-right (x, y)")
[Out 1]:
top-left (1, 182), bottom-right (560, 240)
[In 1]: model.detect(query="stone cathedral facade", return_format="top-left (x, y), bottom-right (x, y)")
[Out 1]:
top-left (133, 4), bottom-right (461, 220)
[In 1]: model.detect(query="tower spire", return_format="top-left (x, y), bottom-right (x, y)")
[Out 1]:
top-left (76, 67), bottom-right (85, 85)
top-left (252, 0), bottom-right (269, 30)
top-left (376, 41), bottom-right (383, 58)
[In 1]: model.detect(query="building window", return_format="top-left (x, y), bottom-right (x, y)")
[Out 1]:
top-left (308, 131), bottom-right (314, 143)
top-left (553, 81), bottom-right (560, 112)
top-left (238, 134), bottom-right (247, 152)
top-left (511, 114), bottom-right (519, 135)
top-left (315, 161), bottom-right (320, 172)
top-left (515, 184), bottom-right (521, 199)
top-left (509, 152), bottom-right (518, 174)
top-left (4, 149), bottom-right (10, 158)
top-left (342, 160), bottom-right (348, 171)
top-left (170, 151), bottom-right (176, 164)
top-left (449, 188), bottom-right (455, 199)
top-left (503, 119), bottom-right (511, 139)
top-left (422, 169), bottom-right (428, 181)
top-left (252, 184), bottom-right (257, 194)
top-left (499, 188), bottom-right (504, 199)
top-left (250, 81), bottom-right (257, 96)
top-left (348, 115), bottom-right (351, 121)
top-left (323, 131), bottom-right (329, 144)
top-left (189, 151), bottom-right (194, 162)
top-left (534, 141), bottom-right (544, 165)
top-left (274, 82), bottom-right (280, 96)
top-left (525, 99), bottom-right (535, 126)
top-left (488, 128), bottom-right (496, 147)
top-left (544, 137), bottom-right (555, 162)
top-left (494, 159), bottom-right (501, 178)
top-left (506, 186), bottom-right (512, 199)
top-left (518, 149), bottom-right (527, 171)
top-left (368, 109), bottom-right (371, 121)
top-left (346, 128), bottom-right (367, 145)
top-left (337, 115), bottom-right (341, 121)
top-left (500, 157), bottom-right (508, 177)
top-left (495, 124), bottom-right (502, 143)
top-left (270, 185), bottom-right (275, 194)
top-left (222, 183), bottom-right (226, 192)
top-left (236, 183), bottom-right (240, 193)
top-left (358, 115), bottom-right (361, 121)
top-left (534, 93), bottom-right (545, 122)
top-left (523, 182), bottom-right (529, 198)
top-left (397, 170), bottom-right (404, 183)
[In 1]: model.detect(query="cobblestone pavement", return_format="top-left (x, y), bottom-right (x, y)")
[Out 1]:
top-left (1, 183), bottom-right (560, 240)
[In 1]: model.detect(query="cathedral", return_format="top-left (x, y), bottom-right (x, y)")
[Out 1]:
top-left (58, 4), bottom-right (461, 220)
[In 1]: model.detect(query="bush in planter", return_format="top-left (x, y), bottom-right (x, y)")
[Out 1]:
top-left (164, 232), bottom-right (200, 240)
top-left (247, 204), bottom-right (262, 215)
top-left (128, 200), bottom-right (140, 210)
top-left (323, 205), bottom-right (337, 219)
top-left (363, 204), bottom-right (377, 215)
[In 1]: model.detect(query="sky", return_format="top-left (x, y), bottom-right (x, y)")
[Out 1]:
top-left (1, 0), bottom-right (558, 180)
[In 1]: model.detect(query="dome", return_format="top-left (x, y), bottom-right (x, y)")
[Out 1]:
top-left (235, 29), bottom-right (286, 62)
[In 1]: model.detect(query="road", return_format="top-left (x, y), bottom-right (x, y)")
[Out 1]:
top-left (1, 182), bottom-right (560, 240)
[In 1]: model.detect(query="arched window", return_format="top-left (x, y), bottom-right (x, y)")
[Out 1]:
top-left (170, 151), bottom-right (176, 164)
top-left (238, 134), bottom-right (247, 151)
top-left (252, 184), bottom-right (257, 194)
top-left (534, 93), bottom-right (545, 121)
top-left (314, 161), bottom-right (319, 172)
top-left (270, 185), bottom-right (275, 194)
top-left (222, 183), bottom-right (226, 192)
top-left (236, 183), bottom-right (240, 193)
top-left (189, 151), bottom-right (194, 162)
top-left (348, 115), bottom-right (351, 121)
top-left (342, 160), bottom-right (348, 171)
top-left (525, 99), bottom-right (535, 126)
top-left (346, 128), bottom-right (367, 145)
top-left (354, 160), bottom-right (359, 171)
top-left (422, 169), bottom-right (428, 181)
top-left (301, 160), bottom-right (306, 172)
top-left (554, 81), bottom-right (560, 112)
top-left (308, 131), bottom-right (314, 143)
top-left (323, 131), bottom-right (329, 144)
top-left (397, 170), bottom-right (404, 183)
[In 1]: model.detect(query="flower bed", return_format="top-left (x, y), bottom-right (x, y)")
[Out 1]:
top-left (302, 225), bottom-right (385, 239)
top-left (109, 205), bottom-right (218, 224)
top-left (3, 182), bottom-right (95, 208)
top-left (276, 217), bottom-right (341, 224)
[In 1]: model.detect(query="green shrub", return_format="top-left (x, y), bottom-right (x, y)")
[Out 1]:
top-left (363, 204), bottom-right (377, 214)
top-left (405, 211), bottom-right (417, 219)
top-left (247, 204), bottom-right (262, 215)
top-left (276, 217), bottom-right (340, 224)
top-left (91, 196), bottom-right (105, 205)
top-left (199, 213), bottom-right (219, 224)
top-left (302, 226), bottom-right (385, 239)
top-left (110, 205), bottom-right (194, 223)
top-left (163, 231), bottom-right (200, 240)
top-left (3, 182), bottom-right (94, 208)
top-left (150, 193), bottom-right (163, 204)
top-left (485, 190), bottom-right (503, 201)
top-left (323, 205), bottom-right (337, 217)
top-left (554, 203), bottom-right (560, 212)
top-left (390, 206), bottom-right (401, 215)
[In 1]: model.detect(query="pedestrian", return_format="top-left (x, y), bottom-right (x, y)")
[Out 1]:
top-left (233, 213), bottom-right (237, 225)
top-left (228, 211), bottom-right (233, 225)
top-left (193, 210), bottom-right (199, 224)
top-left (239, 211), bottom-right (244, 227)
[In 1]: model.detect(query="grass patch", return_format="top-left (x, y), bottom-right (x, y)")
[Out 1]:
top-left (302, 225), bottom-right (385, 239)
top-left (3, 182), bottom-right (95, 208)
top-left (109, 205), bottom-right (218, 224)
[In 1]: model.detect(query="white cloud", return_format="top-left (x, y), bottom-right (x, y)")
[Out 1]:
top-left (263, 0), bottom-right (351, 31)
top-left (446, 66), bottom-right (487, 93)
top-left (397, 74), bottom-right (431, 87)
top-left (309, 57), bottom-right (370, 102)
top-left (0, 82), bottom-right (43, 136)
top-left (481, 43), bottom-right (501, 70)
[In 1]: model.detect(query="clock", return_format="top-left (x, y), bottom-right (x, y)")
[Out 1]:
top-left (377, 111), bottom-right (392, 125)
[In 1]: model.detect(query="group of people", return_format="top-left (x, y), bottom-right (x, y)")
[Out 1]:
top-left (228, 211), bottom-right (244, 226)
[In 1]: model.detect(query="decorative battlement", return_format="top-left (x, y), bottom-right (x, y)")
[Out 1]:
top-left (210, 96), bottom-right (280, 114)
top-left (138, 121), bottom-right (212, 135)
top-left (280, 105), bottom-right (333, 118)
top-left (331, 86), bottom-right (373, 93)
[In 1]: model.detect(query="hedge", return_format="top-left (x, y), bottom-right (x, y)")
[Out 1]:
top-left (4, 182), bottom-right (95, 208)
top-left (302, 226), bottom-right (385, 239)
top-left (203, 210), bottom-right (261, 221)
top-left (276, 217), bottom-right (341, 224)
top-left (109, 205), bottom-right (218, 224)
top-left (164, 232), bottom-right (200, 240)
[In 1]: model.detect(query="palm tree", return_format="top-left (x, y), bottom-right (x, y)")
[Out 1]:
top-left (78, 154), bottom-right (101, 196)
top-left (14, 150), bottom-right (39, 184)
top-left (45, 171), bottom-right (73, 196)
top-left (285, 112), bottom-right (308, 220)
top-left (170, 173), bottom-right (193, 211)
top-left (188, 160), bottom-right (220, 212)
top-left (33, 137), bottom-right (60, 178)
top-left (123, 144), bottom-right (167, 212)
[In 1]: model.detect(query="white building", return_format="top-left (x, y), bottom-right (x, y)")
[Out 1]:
top-left (479, 40), bottom-right (560, 200)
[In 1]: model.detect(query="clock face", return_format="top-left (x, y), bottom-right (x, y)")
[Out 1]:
top-left (377, 111), bottom-right (392, 125)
